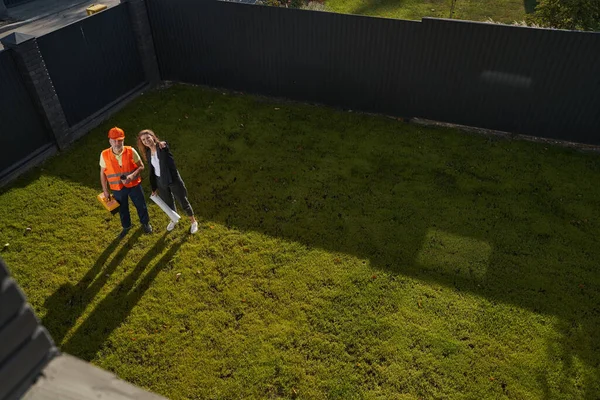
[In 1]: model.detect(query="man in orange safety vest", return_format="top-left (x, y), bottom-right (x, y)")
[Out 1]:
top-left (100, 127), bottom-right (152, 238)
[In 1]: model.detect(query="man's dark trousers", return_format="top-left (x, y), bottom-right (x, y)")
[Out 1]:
top-left (112, 184), bottom-right (150, 229)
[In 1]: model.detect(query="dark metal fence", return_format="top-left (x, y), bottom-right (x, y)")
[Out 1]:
top-left (147, 0), bottom-right (600, 145)
top-left (0, 257), bottom-right (58, 400)
top-left (37, 5), bottom-right (144, 127)
top-left (0, 50), bottom-right (52, 176)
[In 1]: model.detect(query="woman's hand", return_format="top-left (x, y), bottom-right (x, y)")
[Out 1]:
top-left (158, 141), bottom-right (167, 149)
top-left (152, 191), bottom-right (157, 197)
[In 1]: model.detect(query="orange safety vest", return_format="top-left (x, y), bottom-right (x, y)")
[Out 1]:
top-left (102, 146), bottom-right (142, 191)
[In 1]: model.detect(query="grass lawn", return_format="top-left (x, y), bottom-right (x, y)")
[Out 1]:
top-left (1, 83), bottom-right (599, 399)
top-left (323, 0), bottom-right (534, 24)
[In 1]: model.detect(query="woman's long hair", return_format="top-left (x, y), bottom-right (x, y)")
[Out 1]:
top-left (137, 129), bottom-right (162, 162)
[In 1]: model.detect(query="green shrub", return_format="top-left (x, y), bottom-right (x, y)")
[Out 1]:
top-left (259, 0), bottom-right (306, 9)
top-left (528, 0), bottom-right (600, 31)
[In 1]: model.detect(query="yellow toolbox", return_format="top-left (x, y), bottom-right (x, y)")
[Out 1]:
top-left (97, 192), bottom-right (120, 213)
top-left (86, 4), bottom-right (107, 15)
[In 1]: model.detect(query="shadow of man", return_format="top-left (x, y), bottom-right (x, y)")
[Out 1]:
top-left (42, 229), bottom-right (143, 345)
top-left (61, 233), bottom-right (188, 360)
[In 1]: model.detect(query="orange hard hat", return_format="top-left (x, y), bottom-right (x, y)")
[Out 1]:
top-left (108, 127), bottom-right (125, 140)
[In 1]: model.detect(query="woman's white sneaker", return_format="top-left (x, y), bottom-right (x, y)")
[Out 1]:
top-left (167, 221), bottom-right (177, 231)
top-left (190, 221), bottom-right (198, 234)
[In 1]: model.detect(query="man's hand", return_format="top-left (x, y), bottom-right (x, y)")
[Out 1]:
top-left (151, 190), bottom-right (157, 196)
top-left (100, 168), bottom-right (110, 201)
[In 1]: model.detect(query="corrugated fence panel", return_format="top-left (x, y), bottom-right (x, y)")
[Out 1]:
top-left (37, 5), bottom-right (144, 127)
top-left (0, 257), bottom-right (58, 400)
top-left (0, 50), bottom-right (53, 176)
top-left (147, 0), bottom-right (600, 145)
top-left (417, 19), bottom-right (600, 144)
top-left (147, 0), bottom-right (422, 116)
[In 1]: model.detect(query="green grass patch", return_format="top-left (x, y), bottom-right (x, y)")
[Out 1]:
top-left (324, 0), bottom-right (531, 24)
top-left (1, 83), bottom-right (599, 399)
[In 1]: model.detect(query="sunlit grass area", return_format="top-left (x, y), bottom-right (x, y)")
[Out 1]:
top-left (324, 0), bottom-right (530, 24)
top-left (1, 83), bottom-right (598, 399)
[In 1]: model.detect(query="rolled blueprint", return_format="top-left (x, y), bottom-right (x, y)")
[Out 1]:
top-left (150, 193), bottom-right (181, 224)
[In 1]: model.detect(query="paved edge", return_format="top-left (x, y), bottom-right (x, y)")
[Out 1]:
top-left (0, 0), bottom-right (94, 34)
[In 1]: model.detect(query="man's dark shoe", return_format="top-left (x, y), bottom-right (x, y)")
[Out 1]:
top-left (119, 226), bottom-right (132, 239)
top-left (143, 223), bottom-right (153, 234)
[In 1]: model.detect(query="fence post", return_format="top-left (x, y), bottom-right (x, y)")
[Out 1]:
top-left (0, 33), bottom-right (71, 150)
top-left (120, 0), bottom-right (160, 85)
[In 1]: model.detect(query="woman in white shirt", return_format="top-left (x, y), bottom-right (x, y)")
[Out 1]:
top-left (137, 129), bottom-right (198, 234)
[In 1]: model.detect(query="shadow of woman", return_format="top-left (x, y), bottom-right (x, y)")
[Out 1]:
top-left (60, 233), bottom-right (188, 360)
top-left (42, 229), bottom-right (143, 345)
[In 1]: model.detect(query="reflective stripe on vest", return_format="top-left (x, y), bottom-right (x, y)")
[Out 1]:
top-left (102, 146), bottom-right (142, 191)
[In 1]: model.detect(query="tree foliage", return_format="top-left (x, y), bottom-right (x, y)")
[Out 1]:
top-left (260, 0), bottom-right (306, 8)
top-left (528, 0), bottom-right (600, 31)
